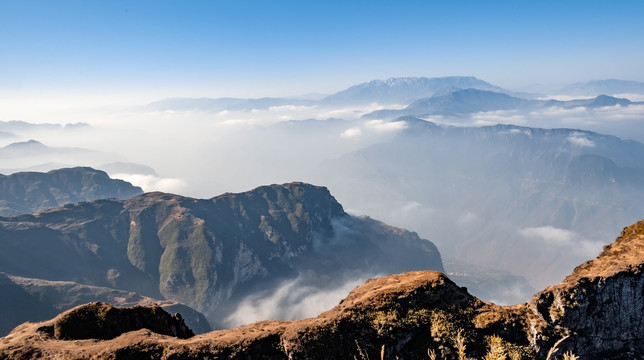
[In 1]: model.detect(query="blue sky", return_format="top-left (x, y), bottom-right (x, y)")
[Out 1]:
top-left (1, 0), bottom-right (644, 101)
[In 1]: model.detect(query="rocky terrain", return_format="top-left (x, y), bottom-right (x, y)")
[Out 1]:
top-left (0, 182), bottom-right (443, 330)
top-left (1, 219), bottom-right (642, 359)
top-left (0, 167), bottom-right (142, 216)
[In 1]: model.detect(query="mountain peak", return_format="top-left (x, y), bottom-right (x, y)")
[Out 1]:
top-left (2, 139), bottom-right (47, 149)
top-left (322, 76), bottom-right (507, 106)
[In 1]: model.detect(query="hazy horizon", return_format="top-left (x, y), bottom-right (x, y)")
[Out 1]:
top-left (2, 0), bottom-right (644, 314)
top-left (3, 1), bottom-right (644, 121)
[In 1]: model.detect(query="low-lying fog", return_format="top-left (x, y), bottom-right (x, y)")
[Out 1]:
top-left (3, 91), bottom-right (644, 322)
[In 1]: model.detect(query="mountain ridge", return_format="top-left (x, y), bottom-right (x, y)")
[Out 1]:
top-left (0, 167), bottom-right (143, 216)
top-left (363, 88), bottom-right (641, 119)
top-left (317, 119), bottom-right (644, 288)
top-left (2, 218), bottom-right (642, 359)
top-left (0, 182), bottom-right (443, 329)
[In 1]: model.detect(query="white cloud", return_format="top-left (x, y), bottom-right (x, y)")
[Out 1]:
top-left (111, 173), bottom-right (188, 194)
top-left (470, 110), bottom-right (527, 126)
top-left (538, 95), bottom-right (596, 101)
top-left (340, 127), bottom-right (362, 138)
top-left (268, 104), bottom-right (318, 112)
top-left (365, 119), bottom-right (407, 132)
top-left (567, 135), bottom-right (595, 147)
top-left (518, 225), bottom-right (575, 246)
top-left (518, 225), bottom-right (603, 258)
top-left (457, 212), bottom-right (479, 225)
top-left (223, 275), bottom-right (365, 327)
top-left (614, 93), bottom-right (644, 102)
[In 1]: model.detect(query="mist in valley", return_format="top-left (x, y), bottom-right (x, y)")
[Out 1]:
top-left (3, 88), bottom-right (644, 299)
top-left (3, 1), bottom-right (644, 331)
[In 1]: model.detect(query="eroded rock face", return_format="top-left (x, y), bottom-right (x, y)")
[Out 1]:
top-left (1, 220), bottom-right (642, 359)
top-left (0, 182), bottom-right (443, 328)
top-left (528, 220), bottom-right (644, 359)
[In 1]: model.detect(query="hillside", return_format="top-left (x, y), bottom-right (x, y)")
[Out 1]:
top-left (1, 219), bottom-right (642, 359)
top-left (363, 89), bottom-right (640, 119)
top-left (0, 167), bottom-right (143, 216)
top-left (317, 119), bottom-right (644, 288)
top-left (0, 182), bottom-right (443, 328)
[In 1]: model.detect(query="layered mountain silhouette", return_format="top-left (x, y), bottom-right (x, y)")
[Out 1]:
top-left (144, 77), bottom-right (644, 115)
top-left (0, 120), bottom-right (89, 133)
top-left (364, 88), bottom-right (640, 119)
top-left (145, 76), bottom-right (510, 112)
top-left (316, 119), bottom-right (644, 288)
top-left (0, 167), bottom-right (143, 216)
top-left (319, 76), bottom-right (508, 106)
top-left (0, 182), bottom-right (443, 330)
top-left (3, 218), bottom-right (642, 359)
top-left (556, 79), bottom-right (644, 96)
top-left (0, 140), bottom-right (128, 173)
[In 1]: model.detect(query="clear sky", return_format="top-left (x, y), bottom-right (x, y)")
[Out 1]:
top-left (1, 0), bottom-right (644, 103)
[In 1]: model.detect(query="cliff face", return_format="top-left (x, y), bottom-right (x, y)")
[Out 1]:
top-left (1, 219), bottom-right (642, 359)
top-left (528, 220), bottom-right (644, 359)
top-left (0, 182), bottom-right (443, 329)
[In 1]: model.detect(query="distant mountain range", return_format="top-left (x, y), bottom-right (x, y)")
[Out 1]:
top-left (0, 167), bottom-right (143, 216)
top-left (0, 140), bottom-right (158, 178)
top-left (319, 76), bottom-right (508, 106)
top-left (0, 140), bottom-right (128, 173)
top-left (144, 77), bottom-right (644, 114)
top-left (0, 182), bottom-right (443, 329)
top-left (314, 119), bottom-right (644, 288)
top-left (145, 76), bottom-right (511, 112)
top-left (0, 120), bottom-right (90, 133)
top-left (556, 79), bottom-right (644, 96)
top-left (145, 97), bottom-right (316, 112)
top-left (363, 89), bottom-right (641, 119)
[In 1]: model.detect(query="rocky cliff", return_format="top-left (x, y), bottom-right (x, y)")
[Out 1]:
top-left (0, 182), bottom-right (443, 329)
top-left (1, 219), bottom-right (642, 359)
top-left (527, 220), bottom-right (644, 359)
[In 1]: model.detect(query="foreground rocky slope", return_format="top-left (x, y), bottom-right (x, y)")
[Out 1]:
top-left (2, 219), bottom-right (642, 359)
top-left (0, 167), bottom-right (142, 216)
top-left (0, 182), bottom-right (443, 328)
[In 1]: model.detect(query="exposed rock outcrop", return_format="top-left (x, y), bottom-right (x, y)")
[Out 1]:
top-left (1, 219), bottom-right (642, 359)
top-left (528, 220), bottom-right (644, 359)
top-left (0, 182), bottom-right (443, 328)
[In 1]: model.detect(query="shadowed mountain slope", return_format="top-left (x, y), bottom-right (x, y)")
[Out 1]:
top-left (0, 273), bottom-right (211, 336)
top-left (1, 219), bottom-right (642, 359)
top-left (0, 167), bottom-right (142, 216)
top-left (0, 182), bottom-right (443, 328)
top-left (317, 119), bottom-right (644, 288)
